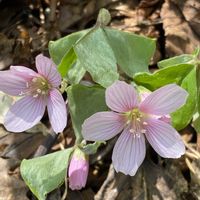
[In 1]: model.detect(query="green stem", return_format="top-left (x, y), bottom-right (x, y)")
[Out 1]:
top-left (196, 63), bottom-right (200, 113)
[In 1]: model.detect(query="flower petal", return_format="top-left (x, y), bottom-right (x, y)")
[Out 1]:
top-left (0, 71), bottom-right (27, 96)
top-left (10, 65), bottom-right (38, 79)
top-left (47, 89), bottom-right (67, 133)
top-left (68, 157), bottom-right (89, 190)
top-left (4, 96), bottom-right (46, 132)
top-left (144, 118), bottom-right (185, 158)
top-left (106, 81), bottom-right (138, 112)
top-left (139, 84), bottom-right (188, 115)
top-left (112, 127), bottom-right (146, 176)
top-left (35, 54), bottom-right (61, 87)
top-left (82, 111), bottom-right (125, 141)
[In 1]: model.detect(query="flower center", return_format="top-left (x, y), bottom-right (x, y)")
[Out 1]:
top-left (125, 108), bottom-right (147, 137)
top-left (19, 76), bottom-right (51, 97)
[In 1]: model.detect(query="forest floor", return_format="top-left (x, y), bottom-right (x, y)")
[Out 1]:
top-left (0, 0), bottom-right (200, 199)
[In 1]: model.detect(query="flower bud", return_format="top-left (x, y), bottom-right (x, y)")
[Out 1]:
top-left (68, 148), bottom-right (89, 190)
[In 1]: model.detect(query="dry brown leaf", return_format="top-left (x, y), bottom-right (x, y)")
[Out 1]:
top-left (172, 0), bottom-right (200, 37)
top-left (161, 0), bottom-right (200, 57)
top-left (0, 34), bottom-right (15, 70)
top-left (0, 158), bottom-right (28, 200)
top-left (0, 129), bottom-right (46, 160)
top-left (94, 164), bottom-right (130, 200)
top-left (143, 159), bottom-right (188, 200)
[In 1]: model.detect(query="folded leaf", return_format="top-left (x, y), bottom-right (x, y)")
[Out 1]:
top-left (20, 148), bottom-right (73, 200)
top-left (133, 64), bottom-right (194, 90)
top-left (172, 68), bottom-right (197, 130)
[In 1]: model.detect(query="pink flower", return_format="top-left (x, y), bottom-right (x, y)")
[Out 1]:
top-left (68, 148), bottom-right (89, 190)
top-left (0, 54), bottom-right (67, 133)
top-left (82, 81), bottom-right (188, 176)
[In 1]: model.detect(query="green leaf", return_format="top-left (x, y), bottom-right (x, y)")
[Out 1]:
top-left (66, 60), bottom-right (86, 84)
top-left (49, 25), bottom-right (155, 87)
top-left (74, 28), bottom-right (119, 87)
top-left (171, 68), bottom-right (197, 130)
top-left (104, 28), bottom-right (156, 77)
top-left (49, 29), bottom-right (89, 65)
top-left (57, 48), bottom-right (77, 77)
top-left (49, 30), bottom-right (89, 83)
top-left (192, 47), bottom-right (200, 57)
top-left (133, 64), bottom-right (194, 90)
top-left (20, 148), bottom-right (73, 200)
top-left (67, 84), bottom-right (107, 142)
top-left (81, 141), bottom-right (105, 155)
top-left (158, 54), bottom-right (195, 69)
top-left (192, 112), bottom-right (200, 133)
top-left (196, 65), bottom-right (200, 113)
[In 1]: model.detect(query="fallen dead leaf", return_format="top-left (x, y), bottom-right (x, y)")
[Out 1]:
top-left (161, 0), bottom-right (200, 57)
top-left (0, 158), bottom-right (28, 200)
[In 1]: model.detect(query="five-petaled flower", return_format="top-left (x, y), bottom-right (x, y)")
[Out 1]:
top-left (82, 81), bottom-right (188, 176)
top-left (0, 54), bottom-right (67, 133)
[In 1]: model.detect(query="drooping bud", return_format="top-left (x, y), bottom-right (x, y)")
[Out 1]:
top-left (68, 148), bottom-right (89, 190)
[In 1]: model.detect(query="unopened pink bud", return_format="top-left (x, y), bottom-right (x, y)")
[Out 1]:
top-left (68, 148), bottom-right (89, 190)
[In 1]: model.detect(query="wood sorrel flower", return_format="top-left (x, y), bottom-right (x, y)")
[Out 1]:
top-left (0, 54), bottom-right (67, 133)
top-left (82, 81), bottom-right (188, 176)
top-left (68, 148), bottom-right (89, 190)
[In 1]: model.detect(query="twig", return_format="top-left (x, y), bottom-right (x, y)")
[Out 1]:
top-left (49, 0), bottom-right (57, 22)
top-left (61, 179), bottom-right (68, 200)
top-left (185, 158), bottom-right (196, 174)
top-left (184, 141), bottom-right (200, 159)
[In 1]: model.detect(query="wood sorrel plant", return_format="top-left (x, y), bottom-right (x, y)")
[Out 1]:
top-left (0, 8), bottom-right (198, 200)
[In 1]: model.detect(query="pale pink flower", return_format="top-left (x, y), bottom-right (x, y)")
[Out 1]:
top-left (68, 148), bottom-right (89, 190)
top-left (0, 54), bottom-right (67, 133)
top-left (82, 81), bottom-right (188, 176)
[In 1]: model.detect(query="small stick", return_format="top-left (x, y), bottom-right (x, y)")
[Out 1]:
top-left (49, 0), bottom-right (57, 22)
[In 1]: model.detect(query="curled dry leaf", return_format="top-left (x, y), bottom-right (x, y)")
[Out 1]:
top-left (171, 0), bottom-right (200, 37)
top-left (161, 0), bottom-right (200, 56)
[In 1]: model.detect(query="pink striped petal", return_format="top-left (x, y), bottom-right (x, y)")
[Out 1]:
top-left (151, 114), bottom-right (171, 124)
top-left (10, 65), bottom-right (38, 80)
top-left (140, 84), bottom-right (188, 115)
top-left (0, 71), bottom-right (27, 96)
top-left (158, 115), bottom-right (171, 124)
top-left (4, 96), bottom-right (46, 132)
top-left (82, 111), bottom-right (125, 141)
top-left (36, 54), bottom-right (61, 87)
top-left (68, 157), bottom-right (89, 190)
top-left (112, 127), bottom-right (146, 176)
top-left (47, 89), bottom-right (67, 133)
top-left (144, 118), bottom-right (185, 158)
top-left (106, 81), bottom-right (138, 112)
